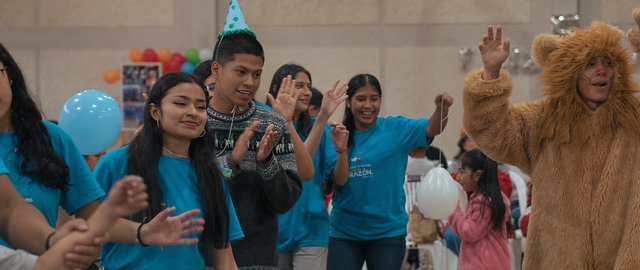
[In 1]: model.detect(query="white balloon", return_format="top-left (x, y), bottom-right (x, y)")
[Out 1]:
top-left (416, 167), bottom-right (459, 219)
top-left (406, 156), bottom-right (437, 176)
top-left (199, 48), bottom-right (213, 61)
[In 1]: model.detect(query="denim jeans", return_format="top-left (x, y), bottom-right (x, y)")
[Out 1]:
top-left (511, 199), bottom-right (521, 230)
top-left (444, 226), bottom-right (461, 256)
top-left (327, 234), bottom-right (406, 270)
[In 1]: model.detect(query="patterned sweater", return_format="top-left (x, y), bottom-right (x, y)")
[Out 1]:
top-left (207, 101), bottom-right (302, 269)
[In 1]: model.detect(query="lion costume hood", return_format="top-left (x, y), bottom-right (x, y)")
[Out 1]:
top-left (531, 21), bottom-right (640, 150)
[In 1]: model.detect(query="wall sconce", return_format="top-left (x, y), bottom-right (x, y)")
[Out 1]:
top-left (551, 14), bottom-right (580, 36)
top-left (459, 47), bottom-right (473, 71)
top-left (501, 46), bottom-right (540, 75)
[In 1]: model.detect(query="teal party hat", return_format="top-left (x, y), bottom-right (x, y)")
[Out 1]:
top-left (218, 0), bottom-right (256, 39)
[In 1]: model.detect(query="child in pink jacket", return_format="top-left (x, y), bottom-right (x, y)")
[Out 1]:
top-left (447, 148), bottom-right (513, 270)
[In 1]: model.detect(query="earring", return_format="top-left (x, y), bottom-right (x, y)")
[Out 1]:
top-left (9, 80), bottom-right (12, 85)
top-left (156, 120), bottom-right (160, 128)
top-left (199, 129), bottom-right (206, 138)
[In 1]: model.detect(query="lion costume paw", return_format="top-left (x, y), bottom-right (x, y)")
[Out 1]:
top-left (627, 8), bottom-right (640, 53)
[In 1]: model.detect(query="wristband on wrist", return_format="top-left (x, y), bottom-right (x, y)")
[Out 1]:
top-left (136, 222), bottom-right (149, 246)
top-left (45, 230), bottom-right (55, 251)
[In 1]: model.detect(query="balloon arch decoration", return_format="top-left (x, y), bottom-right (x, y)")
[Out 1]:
top-left (102, 47), bottom-right (213, 84)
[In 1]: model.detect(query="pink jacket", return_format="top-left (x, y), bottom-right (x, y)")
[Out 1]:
top-left (447, 192), bottom-right (510, 270)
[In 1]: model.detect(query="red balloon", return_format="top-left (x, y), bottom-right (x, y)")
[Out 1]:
top-left (164, 60), bottom-right (182, 74)
top-left (171, 52), bottom-right (186, 65)
top-left (142, 48), bottom-right (158, 62)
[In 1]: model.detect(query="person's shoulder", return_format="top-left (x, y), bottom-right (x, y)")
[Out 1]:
top-left (43, 120), bottom-right (64, 134)
top-left (42, 120), bottom-right (72, 143)
top-left (101, 146), bottom-right (129, 161)
top-left (379, 115), bottom-right (425, 126)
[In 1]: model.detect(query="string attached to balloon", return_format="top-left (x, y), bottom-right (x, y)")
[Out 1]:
top-left (437, 94), bottom-right (468, 214)
top-left (415, 93), bottom-right (466, 219)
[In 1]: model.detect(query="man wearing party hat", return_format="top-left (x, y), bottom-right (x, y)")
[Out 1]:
top-left (463, 8), bottom-right (640, 269)
top-left (206, 0), bottom-right (302, 269)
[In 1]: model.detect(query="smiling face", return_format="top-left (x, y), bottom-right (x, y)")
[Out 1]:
top-left (150, 82), bottom-right (208, 141)
top-left (577, 56), bottom-right (613, 110)
top-left (293, 71), bottom-right (312, 115)
top-left (346, 85), bottom-right (381, 131)
top-left (211, 53), bottom-right (264, 113)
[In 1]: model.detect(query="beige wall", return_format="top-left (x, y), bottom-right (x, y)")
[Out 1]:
top-left (1, 0), bottom-right (638, 158)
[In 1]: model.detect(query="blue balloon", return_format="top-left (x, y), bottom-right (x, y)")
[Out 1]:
top-left (180, 62), bottom-right (195, 74)
top-left (59, 90), bottom-right (122, 155)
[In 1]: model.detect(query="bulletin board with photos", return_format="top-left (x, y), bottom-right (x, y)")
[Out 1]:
top-left (121, 63), bottom-right (161, 132)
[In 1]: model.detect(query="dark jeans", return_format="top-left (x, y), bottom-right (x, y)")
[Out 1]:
top-left (444, 226), bottom-right (461, 256)
top-left (327, 234), bottom-right (406, 270)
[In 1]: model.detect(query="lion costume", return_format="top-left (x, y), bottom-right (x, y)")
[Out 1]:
top-left (462, 8), bottom-right (640, 270)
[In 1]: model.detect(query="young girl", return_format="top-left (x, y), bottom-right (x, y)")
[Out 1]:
top-left (447, 148), bottom-right (512, 270)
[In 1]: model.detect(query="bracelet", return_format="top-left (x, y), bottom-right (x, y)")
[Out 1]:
top-left (45, 231), bottom-right (55, 251)
top-left (136, 222), bottom-right (148, 246)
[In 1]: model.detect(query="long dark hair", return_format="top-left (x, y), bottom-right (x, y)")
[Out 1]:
top-left (459, 149), bottom-right (514, 233)
top-left (342, 74), bottom-right (382, 154)
top-left (268, 64), bottom-right (313, 136)
top-left (0, 43), bottom-right (70, 190)
top-left (127, 72), bottom-right (230, 259)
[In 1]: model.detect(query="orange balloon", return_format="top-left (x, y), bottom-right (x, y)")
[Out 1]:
top-left (102, 69), bottom-right (119, 84)
top-left (157, 47), bottom-right (172, 64)
top-left (128, 48), bottom-right (144, 63)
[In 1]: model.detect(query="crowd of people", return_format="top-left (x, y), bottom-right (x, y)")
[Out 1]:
top-left (1, 2), bottom-right (640, 270)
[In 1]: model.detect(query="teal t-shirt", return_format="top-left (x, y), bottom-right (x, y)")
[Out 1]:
top-left (0, 159), bottom-right (7, 174)
top-left (329, 116), bottom-right (431, 241)
top-left (93, 146), bottom-right (243, 269)
top-left (278, 120), bottom-right (336, 252)
top-left (0, 121), bottom-right (105, 248)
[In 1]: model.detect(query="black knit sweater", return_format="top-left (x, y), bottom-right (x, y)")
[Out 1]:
top-left (207, 101), bottom-right (302, 269)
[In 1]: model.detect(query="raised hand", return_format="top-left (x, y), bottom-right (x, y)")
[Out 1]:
top-left (256, 123), bottom-right (278, 163)
top-left (627, 8), bottom-right (640, 52)
top-left (140, 208), bottom-right (205, 246)
top-left (319, 80), bottom-right (349, 118)
top-left (479, 25), bottom-right (510, 79)
top-left (231, 120), bottom-right (261, 165)
top-left (268, 75), bottom-right (300, 122)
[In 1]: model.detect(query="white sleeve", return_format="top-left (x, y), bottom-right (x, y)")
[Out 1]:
top-left (0, 246), bottom-right (37, 270)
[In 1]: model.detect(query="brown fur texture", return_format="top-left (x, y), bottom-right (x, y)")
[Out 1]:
top-left (462, 15), bottom-right (640, 270)
top-left (627, 8), bottom-right (640, 53)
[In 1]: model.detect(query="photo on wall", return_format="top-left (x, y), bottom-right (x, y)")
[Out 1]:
top-left (121, 63), bottom-right (161, 130)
